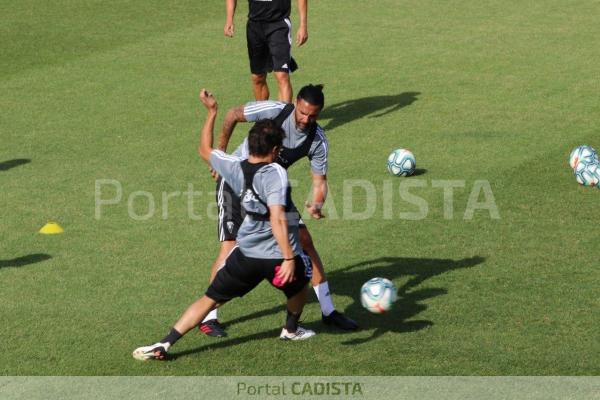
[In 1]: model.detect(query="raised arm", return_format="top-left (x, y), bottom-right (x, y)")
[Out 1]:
top-left (305, 173), bottom-right (327, 219)
top-left (296, 0), bottom-right (308, 46)
top-left (224, 0), bottom-right (237, 37)
top-left (217, 105), bottom-right (247, 151)
top-left (198, 89), bottom-right (218, 163)
top-left (269, 205), bottom-right (297, 283)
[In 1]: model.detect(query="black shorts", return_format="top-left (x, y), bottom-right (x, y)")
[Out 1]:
top-left (216, 177), bottom-right (244, 242)
top-left (215, 177), bottom-right (305, 242)
top-left (246, 18), bottom-right (295, 74)
top-left (205, 247), bottom-right (312, 303)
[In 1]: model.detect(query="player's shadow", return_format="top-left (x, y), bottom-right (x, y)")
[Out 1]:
top-left (170, 328), bottom-right (283, 360)
top-left (0, 158), bottom-right (31, 171)
top-left (0, 253), bottom-right (52, 269)
top-left (222, 256), bottom-right (483, 335)
top-left (320, 92), bottom-right (420, 131)
top-left (170, 255), bottom-right (483, 359)
top-left (326, 256), bottom-right (484, 345)
top-left (170, 255), bottom-right (485, 359)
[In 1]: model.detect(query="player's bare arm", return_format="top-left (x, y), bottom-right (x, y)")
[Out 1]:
top-left (296, 0), bottom-right (308, 46)
top-left (305, 173), bottom-right (327, 219)
top-left (198, 89), bottom-right (218, 163)
top-left (224, 0), bottom-right (236, 37)
top-left (218, 105), bottom-right (247, 151)
top-left (269, 205), bottom-right (296, 284)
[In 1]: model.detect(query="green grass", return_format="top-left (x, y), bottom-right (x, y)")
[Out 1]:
top-left (2, 0), bottom-right (600, 375)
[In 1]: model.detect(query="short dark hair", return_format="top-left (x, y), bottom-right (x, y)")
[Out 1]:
top-left (247, 119), bottom-right (285, 157)
top-left (297, 84), bottom-right (325, 109)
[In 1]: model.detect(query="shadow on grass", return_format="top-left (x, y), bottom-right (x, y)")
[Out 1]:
top-left (224, 256), bottom-right (483, 335)
top-left (170, 328), bottom-right (283, 360)
top-left (0, 159), bottom-right (31, 171)
top-left (0, 253), bottom-right (52, 269)
top-left (171, 255), bottom-right (484, 358)
top-left (320, 92), bottom-right (420, 131)
top-left (390, 168), bottom-right (427, 177)
top-left (328, 256), bottom-right (485, 344)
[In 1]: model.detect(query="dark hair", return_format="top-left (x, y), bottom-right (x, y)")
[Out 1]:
top-left (297, 84), bottom-right (325, 109)
top-left (247, 119), bottom-right (285, 157)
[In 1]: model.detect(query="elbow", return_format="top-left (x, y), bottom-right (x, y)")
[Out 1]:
top-left (269, 215), bottom-right (280, 228)
top-left (199, 147), bottom-right (211, 163)
top-left (270, 213), bottom-right (286, 228)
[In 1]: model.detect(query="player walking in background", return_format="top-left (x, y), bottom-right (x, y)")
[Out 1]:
top-left (133, 90), bottom-right (314, 360)
top-left (224, 0), bottom-right (308, 102)
top-left (199, 84), bottom-right (358, 338)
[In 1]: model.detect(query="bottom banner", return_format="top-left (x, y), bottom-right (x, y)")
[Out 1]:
top-left (2, 376), bottom-right (600, 400)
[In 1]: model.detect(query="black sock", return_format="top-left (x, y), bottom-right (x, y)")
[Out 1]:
top-left (285, 309), bottom-right (301, 332)
top-left (161, 328), bottom-right (183, 346)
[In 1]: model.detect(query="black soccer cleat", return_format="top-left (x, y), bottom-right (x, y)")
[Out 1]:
top-left (199, 319), bottom-right (227, 337)
top-left (322, 310), bottom-right (359, 331)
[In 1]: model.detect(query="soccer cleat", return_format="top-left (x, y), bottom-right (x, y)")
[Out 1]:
top-left (279, 326), bottom-right (316, 341)
top-left (199, 319), bottom-right (227, 337)
top-left (132, 342), bottom-right (168, 361)
top-left (322, 310), bottom-right (359, 331)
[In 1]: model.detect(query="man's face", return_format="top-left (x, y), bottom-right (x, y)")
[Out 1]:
top-left (294, 99), bottom-right (322, 132)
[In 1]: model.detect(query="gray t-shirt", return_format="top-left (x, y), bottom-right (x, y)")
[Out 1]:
top-left (209, 150), bottom-right (302, 259)
top-left (232, 101), bottom-right (329, 175)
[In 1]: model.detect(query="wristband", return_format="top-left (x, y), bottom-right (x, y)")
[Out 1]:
top-left (284, 257), bottom-right (295, 261)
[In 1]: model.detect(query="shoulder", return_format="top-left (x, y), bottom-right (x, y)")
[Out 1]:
top-left (313, 124), bottom-right (327, 143)
top-left (258, 162), bottom-right (288, 178)
top-left (256, 163), bottom-right (288, 186)
top-left (311, 125), bottom-right (328, 152)
top-left (211, 149), bottom-right (242, 163)
top-left (244, 101), bottom-right (287, 117)
top-left (210, 150), bottom-right (242, 175)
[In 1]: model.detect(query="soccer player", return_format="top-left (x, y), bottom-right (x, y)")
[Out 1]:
top-left (132, 90), bottom-right (314, 361)
top-left (199, 84), bottom-right (358, 337)
top-left (224, 0), bottom-right (308, 102)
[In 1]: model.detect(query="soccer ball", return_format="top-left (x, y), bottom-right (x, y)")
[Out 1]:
top-left (574, 161), bottom-right (599, 186)
top-left (594, 167), bottom-right (600, 189)
top-left (387, 149), bottom-right (416, 177)
top-left (569, 145), bottom-right (597, 170)
top-left (360, 277), bottom-right (397, 314)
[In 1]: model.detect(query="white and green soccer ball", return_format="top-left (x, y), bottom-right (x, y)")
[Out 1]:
top-left (569, 145), bottom-right (597, 170)
top-left (387, 148), bottom-right (416, 176)
top-left (360, 277), bottom-right (397, 314)
top-left (574, 161), bottom-right (599, 187)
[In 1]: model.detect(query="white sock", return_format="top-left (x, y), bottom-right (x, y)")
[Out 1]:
top-left (313, 281), bottom-right (335, 316)
top-left (202, 309), bottom-right (218, 323)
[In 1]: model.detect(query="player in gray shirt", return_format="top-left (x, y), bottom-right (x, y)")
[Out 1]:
top-left (132, 89), bottom-right (315, 361)
top-left (200, 84), bottom-right (358, 336)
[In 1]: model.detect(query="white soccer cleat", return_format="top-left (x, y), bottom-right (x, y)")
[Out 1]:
top-left (279, 326), bottom-right (316, 341)
top-left (132, 342), bottom-right (168, 361)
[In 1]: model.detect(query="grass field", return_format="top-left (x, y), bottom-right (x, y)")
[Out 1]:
top-left (2, 0), bottom-right (600, 375)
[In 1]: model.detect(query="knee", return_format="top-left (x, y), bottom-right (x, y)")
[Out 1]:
top-left (219, 240), bottom-right (236, 257)
top-left (273, 71), bottom-right (290, 85)
top-left (251, 74), bottom-right (267, 85)
top-left (299, 228), bottom-right (314, 250)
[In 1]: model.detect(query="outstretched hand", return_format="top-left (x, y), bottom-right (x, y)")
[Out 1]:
top-left (200, 89), bottom-right (218, 111)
